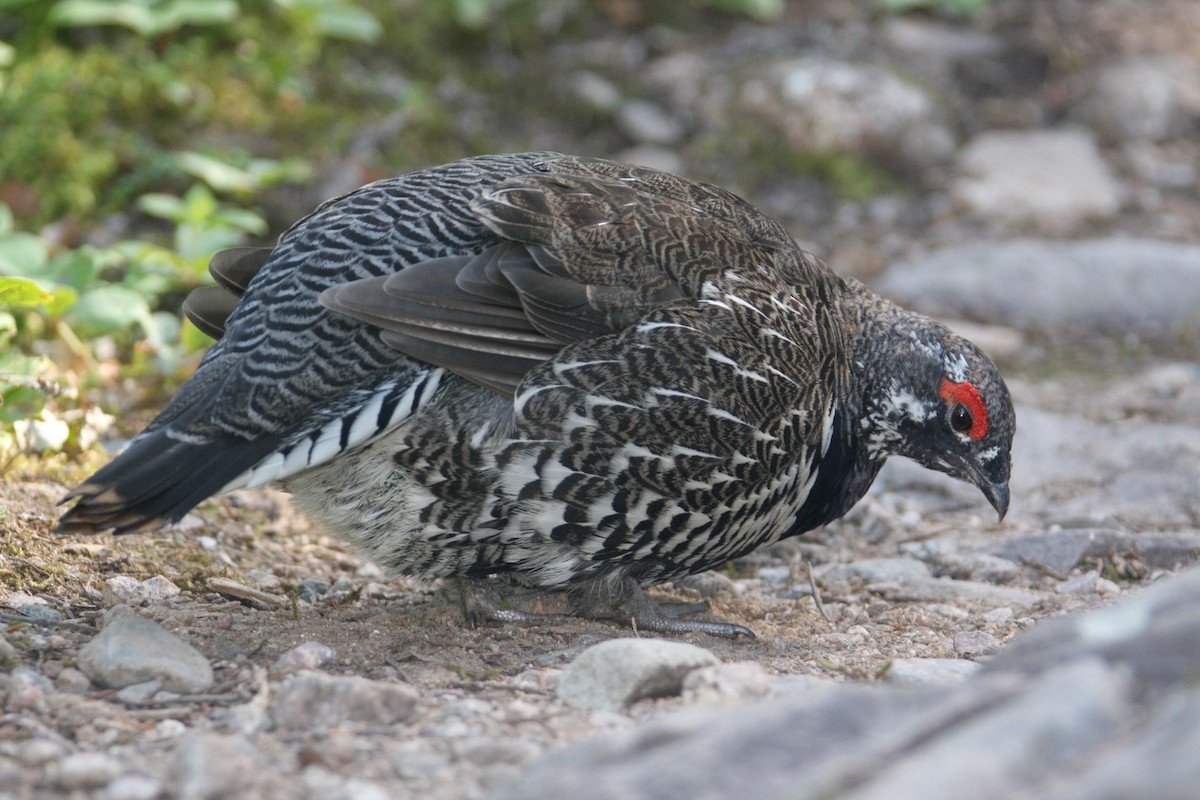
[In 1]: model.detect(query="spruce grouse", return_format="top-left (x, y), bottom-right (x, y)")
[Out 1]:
top-left (60, 153), bottom-right (1014, 638)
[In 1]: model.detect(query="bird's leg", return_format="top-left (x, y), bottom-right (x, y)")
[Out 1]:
top-left (569, 574), bottom-right (756, 639)
top-left (452, 577), bottom-right (572, 628)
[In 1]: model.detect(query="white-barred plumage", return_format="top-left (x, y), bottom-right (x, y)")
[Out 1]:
top-left (61, 153), bottom-right (1014, 638)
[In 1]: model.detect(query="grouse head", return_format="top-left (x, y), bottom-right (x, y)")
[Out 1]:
top-left (862, 323), bottom-right (1015, 520)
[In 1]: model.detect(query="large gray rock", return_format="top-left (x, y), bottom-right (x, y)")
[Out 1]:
top-left (989, 530), bottom-right (1200, 577)
top-left (876, 238), bottom-right (1200, 338)
top-left (1009, 407), bottom-right (1200, 529)
top-left (77, 606), bottom-right (213, 693)
top-left (952, 131), bottom-right (1120, 227)
top-left (845, 660), bottom-right (1127, 800)
top-left (984, 567), bottom-right (1200, 692)
top-left (491, 568), bottom-right (1200, 800)
top-left (1047, 690), bottom-right (1200, 800)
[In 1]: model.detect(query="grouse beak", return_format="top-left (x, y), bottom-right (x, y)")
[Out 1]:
top-left (981, 479), bottom-right (1009, 522)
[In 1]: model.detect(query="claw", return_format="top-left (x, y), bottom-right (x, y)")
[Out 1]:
top-left (570, 574), bottom-right (756, 640)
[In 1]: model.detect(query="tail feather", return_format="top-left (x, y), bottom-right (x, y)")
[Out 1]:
top-left (58, 430), bottom-right (278, 534)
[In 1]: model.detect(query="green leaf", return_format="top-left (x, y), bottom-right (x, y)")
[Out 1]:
top-left (68, 285), bottom-right (152, 337)
top-left (451, 0), bottom-right (493, 29)
top-left (247, 157), bottom-right (314, 187)
top-left (137, 192), bottom-right (187, 222)
top-left (180, 184), bottom-right (219, 222)
top-left (176, 151), bottom-right (257, 193)
top-left (213, 208), bottom-right (268, 235)
top-left (45, 285), bottom-right (78, 319)
top-left (51, 0), bottom-right (238, 36)
top-left (0, 311), bottom-right (15, 345)
top-left (0, 276), bottom-right (53, 307)
top-left (0, 385), bottom-right (46, 423)
top-left (312, 4), bottom-right (382, 42)
top-left (45, 247), bottom-right (100, 292)
top-left (0, 231), bottom-right (49, 277)
top-left (0, 350), bottom-right (44, 377)
top-left (707, 0), bottom-right (784, 22)
top-left (876, 0), bottom-right (988, 14)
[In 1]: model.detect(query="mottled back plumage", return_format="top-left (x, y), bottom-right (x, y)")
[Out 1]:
top-left (60, 153), bottom-right (1014, 637)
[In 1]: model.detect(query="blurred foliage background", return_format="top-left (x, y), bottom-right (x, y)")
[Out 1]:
top-left (0, 0), bottom-right (987, 469)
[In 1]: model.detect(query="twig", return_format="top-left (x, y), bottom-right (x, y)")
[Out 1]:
top-left (0, 612), bottom-right (98, 633)
top-left (120, 692), bottom-right (250, 709)
top-left (445, 680), bottom-right (550, 695)
top-left (806, 561), bottom-right (830, 622)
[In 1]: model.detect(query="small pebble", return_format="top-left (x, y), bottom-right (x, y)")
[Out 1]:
top-left (17, 604), bottom-right (64, 622)
top-left (101, 577), bottom-right (143, 607)
top-left (356, 562), bottom-right (385, 579)
top-left (103, 773), bottom-right (163, 800)
top-left (512, 668), bottom-right (558, 692)
top-left (884, 658), bottom-right (983, 687)
top-left (557, 638), bottom-right (719, 711)
top-left (23, 634), bottom-right (50, 652)
top-left (5, 668), bottom-right (52, 713)
top-left (968, 555), bottom-right (1021, 585)
top-left (113, 680), bottom-right (163, 705)
top-left (244, 570), bottom-right (283, 591)
top-left (77, 606), bottom-right (214, 693)
top-left (298, 579), bottom-right (330, 603)
top-left (101, 576), bottom-right (180, 607)
top-left (15, 738), bottom-right (66, 766)
top-left (952, 630), bottom-right (1003, 659)
top-left (140, 576), bottom-right (182, 602)
top-left (454, 737), bottom-right (539, 768)
top-left (270, 641), bottom-right (336, 678)
top-left (756, 566), bottom-right (792, 586)
top-left (505, 699), bottom-right (542, 720)
top-left (152, 719), bottom-right (188, 739)
top-left (55, 667), bottom-right (93, 693)
top-left (682, 661), bottom-right (773, 704)
top-left (270, 673), bottom-right (419, 731)
top-left (672, 571), bottom-right (739, 599)
top-left (50, 752), bottom-right (121, 790)
top-left (982, 607), bottom-right (1015, 624)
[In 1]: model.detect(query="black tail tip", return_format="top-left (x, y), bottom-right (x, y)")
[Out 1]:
top-left (56, 484), bottom-right (169, 535)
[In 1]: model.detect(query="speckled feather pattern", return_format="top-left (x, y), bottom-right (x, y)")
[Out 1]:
top-left (61, 153), bottom-right (1014, 600)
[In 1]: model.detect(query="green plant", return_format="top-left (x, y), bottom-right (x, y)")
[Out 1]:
top-left (0, 184), bottom-right (265, 458)
top-left (876, 0), bottom-right (990, 15)
top-left (0, 0), bottom-right (373, 225)
top-left (706, 0), bottom-right (784, 23)
top-left (48, 0), bottom-right (239, 37)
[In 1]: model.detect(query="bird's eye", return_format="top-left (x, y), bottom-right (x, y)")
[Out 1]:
top-left (950, 403), bottom-right (973, 434)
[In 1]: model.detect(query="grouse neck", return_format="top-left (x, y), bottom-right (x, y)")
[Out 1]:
top-left (838, 277), bottom-right (945, 465)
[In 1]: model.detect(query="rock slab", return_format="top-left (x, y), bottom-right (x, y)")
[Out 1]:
top-left (877, 238), bottom-right (1200, 338)
top-left (952, 130), bottom-right (1120, 227)
top-left (492, 567), bottom-right (1200, 800)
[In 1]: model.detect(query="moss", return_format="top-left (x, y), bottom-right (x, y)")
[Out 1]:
top-left (787, 150), bottom-right (898, 202)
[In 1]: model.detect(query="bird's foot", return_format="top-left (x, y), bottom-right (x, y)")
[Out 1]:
top-left (452, 575), bottom-right (754, 639)
top-left (570, 574), bottom-right (756, 640)
top-left (453, 577), bottom-right (572, 629)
